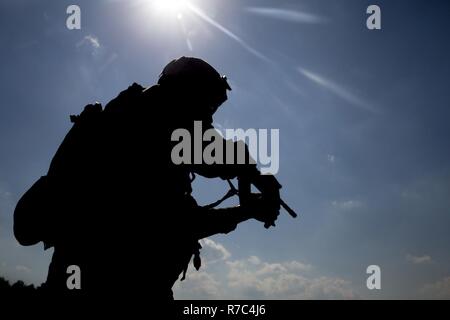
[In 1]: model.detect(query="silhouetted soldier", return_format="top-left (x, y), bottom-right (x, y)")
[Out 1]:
top-left (14, 57), bottom-right (281, 299)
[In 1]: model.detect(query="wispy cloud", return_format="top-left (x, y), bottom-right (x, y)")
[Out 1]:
top-left (0, 183), bottom-right (13, 200)
top-left (327, 154), bottom-right (336, 164)
top-left (0, 183), bottom-right (14, 229)
top-left (76, 35), bottom-right (101, 56)
top-left (99, 52), bottom-right (119, 73)
top-left (420, 277), bottom-right (450, 299)
top-left (406, 254), bottom-right (432, 265)
top-left (77, 35), bottom-right (100, 48)
top-left (186, 3), bottom-right (271, 63)
top-left (332, 200), bottom-right (363, 210)
top-left (297, 67), bottom-right (377, 113)
top-left (245, 7), bottom-right (324, 24)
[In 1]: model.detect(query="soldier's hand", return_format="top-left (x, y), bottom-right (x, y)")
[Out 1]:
top-left (243, 193), bottom-right (280, 228)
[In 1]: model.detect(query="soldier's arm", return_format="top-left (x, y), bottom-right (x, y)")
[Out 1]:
top-left (190, 206), bottom-right (251, 239)
top-left (190, 193), bottom-right (280, 239)
top-left (191, 135), bottom-right (261, 180)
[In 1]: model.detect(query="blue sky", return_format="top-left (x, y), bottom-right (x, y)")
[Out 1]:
top-left (1, 0), bottom-right (450, 299)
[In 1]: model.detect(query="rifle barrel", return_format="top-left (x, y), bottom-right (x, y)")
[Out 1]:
top-left (280, 199), bottom-right (298, 218)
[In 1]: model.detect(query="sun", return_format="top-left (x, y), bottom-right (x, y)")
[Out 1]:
top-left (152, 0), bottom-right (189, 17)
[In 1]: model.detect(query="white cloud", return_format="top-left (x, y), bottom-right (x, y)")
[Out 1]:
top-left (420, 277), bottom-right (450, 299)
top-left (406, 254), bottom-right (432, 265)
top-left (174, 270), bottom-right (221, 299)
top-left (297, 67), bottom-right (377, 113)
top-left (285, 260), bottom-right (313, 272)
top-left (15, 265), bottom-right (31, 273)
top-left (248, 255), bottom-right (261, 265)
top-left (174, 240), bottom-right (357, 299)
top-left (226, 258), bottom-right (355, 299)
top-left (245, 7), bottom-right (324, 24)
top-left (200, 238), bottom-right (231, 264)
top-left (332, 200), bottom-right (363, 210)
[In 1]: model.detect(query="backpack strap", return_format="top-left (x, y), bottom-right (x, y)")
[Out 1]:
top-left (180, 241), bottom-right (202, 281)
top-left (201, 179), bottom-right (238, 210)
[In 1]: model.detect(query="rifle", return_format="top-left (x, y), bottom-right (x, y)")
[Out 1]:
top-left (229, 174), bottom-right (298, 228)
top-left (202, 173), bottom-right (298, 228)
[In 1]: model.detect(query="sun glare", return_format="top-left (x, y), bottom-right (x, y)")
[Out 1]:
top-left (152, 0), bottom-right (188, 17)
top-left (144, 0), bottom-right (267, 59)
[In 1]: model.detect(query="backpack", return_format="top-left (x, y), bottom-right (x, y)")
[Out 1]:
top-left (14, 83), bottom-right (145, 248)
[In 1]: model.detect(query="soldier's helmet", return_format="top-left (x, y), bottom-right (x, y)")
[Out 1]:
top-left (158, 57), bottom-right (232, 115)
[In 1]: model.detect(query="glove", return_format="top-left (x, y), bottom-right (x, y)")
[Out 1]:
top-left (242, 193), bottom-right (280, 228)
